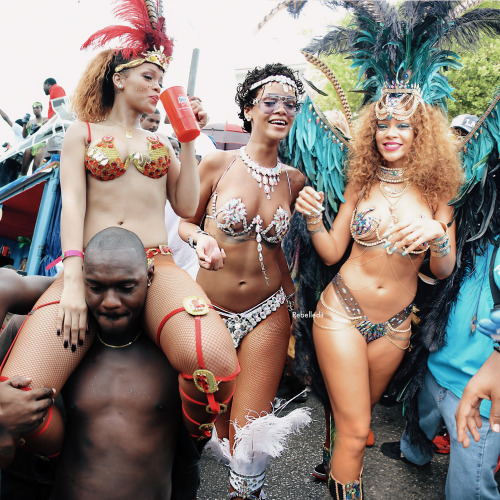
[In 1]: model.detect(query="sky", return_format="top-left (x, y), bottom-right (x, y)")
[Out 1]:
top-left (0, 0), bottom-right (346, 143)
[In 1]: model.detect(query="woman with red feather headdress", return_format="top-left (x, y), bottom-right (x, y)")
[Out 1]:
top-left (0, 0), bottom-right (239, 467)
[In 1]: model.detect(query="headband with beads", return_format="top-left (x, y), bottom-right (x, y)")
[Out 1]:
top-left (249, 75), bottom-right (297, 94)
top-left (374, 81), bottom-right (424, 121)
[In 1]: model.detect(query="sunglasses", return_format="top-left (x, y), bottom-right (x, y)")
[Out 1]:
top-left (252, 94), bottom-right (299, 117)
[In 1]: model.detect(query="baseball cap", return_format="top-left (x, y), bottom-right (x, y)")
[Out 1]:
top-left (450, 114), bottom-right (479, 133)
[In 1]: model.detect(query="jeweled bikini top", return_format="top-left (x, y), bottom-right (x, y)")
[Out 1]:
top-left (205, 155), bottom-right (292, 285)
top-left (84, 123), bottom-right (170, 181)
top-left (350, 194), bottom-right (430, 255)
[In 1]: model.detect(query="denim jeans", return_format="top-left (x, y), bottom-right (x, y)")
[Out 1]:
top-left (400, 369), bottom-right (500, 499)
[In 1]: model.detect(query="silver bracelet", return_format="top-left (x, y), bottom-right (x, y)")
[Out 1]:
top-left (188, 229), bottom-right (210, 249)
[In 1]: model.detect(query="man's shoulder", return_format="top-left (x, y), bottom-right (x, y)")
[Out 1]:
top-left (50, 85), bottom-right (66, 98)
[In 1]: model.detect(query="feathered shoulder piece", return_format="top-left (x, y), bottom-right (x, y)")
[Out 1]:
top-left (81, 0), bottom-right (173, 72)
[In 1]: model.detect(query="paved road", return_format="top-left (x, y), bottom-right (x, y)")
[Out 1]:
top-left (198, 392), bottom-right (452, 499)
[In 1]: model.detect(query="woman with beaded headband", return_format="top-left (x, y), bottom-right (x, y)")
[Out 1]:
top-left (294, 83), bottom-right (463, 498)
top-left (0, 0), bottom-right (238, 466)
top-left (178, 63), bottom-right (308, 499)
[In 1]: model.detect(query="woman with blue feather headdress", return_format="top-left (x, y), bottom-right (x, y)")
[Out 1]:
top-left (261, 0), bottom-right (500, 497)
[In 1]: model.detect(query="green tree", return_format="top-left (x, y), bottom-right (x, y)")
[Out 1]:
top-left (446, 37), bottom-right (500, 118)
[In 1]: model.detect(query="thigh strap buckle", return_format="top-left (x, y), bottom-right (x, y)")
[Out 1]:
top-left (193, 368), bottom-right (218, 394)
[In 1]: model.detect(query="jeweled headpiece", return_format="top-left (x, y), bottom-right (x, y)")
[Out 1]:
top-left (81, 0), bottom-right (173, 72)
top-left (249, 75), bottom-right (298, 94)
top-left (374, 82), bottom-right (424, 121)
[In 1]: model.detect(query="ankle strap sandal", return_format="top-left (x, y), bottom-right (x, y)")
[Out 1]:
top-left (328, 470), bottom-right (363, 499)
top-left (228, 469), bottom-right (266, 499)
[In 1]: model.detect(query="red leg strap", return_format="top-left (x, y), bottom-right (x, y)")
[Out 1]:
top-left (28, 406), bottom-right (53, 439)
top-left (181, 404), bottom-right (215, 440)
top-left (180, 359), bottom-right (241, 384)
top-left (179, 385), bottom-right (235, 407)
top-left (157, 296), bottom-right (240, 416)
top-left (0, 300), bottom-right (60, 372)
top-left (0, 376), bottom-right (61, 458)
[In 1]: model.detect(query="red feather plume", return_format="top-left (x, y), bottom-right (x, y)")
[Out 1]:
top-left (81, 0), bottom-right (173, 59)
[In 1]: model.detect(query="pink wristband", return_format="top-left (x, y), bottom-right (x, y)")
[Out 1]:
top-left (62, 250), bottom-right (84, 261)
top-left (46, 250), bottom-right (84, 271)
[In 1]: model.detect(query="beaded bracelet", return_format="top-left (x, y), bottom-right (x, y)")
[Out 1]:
top-left (429, 221), bottom-right (450, 257)
top-left (305, 214), bottom-right (323, 231)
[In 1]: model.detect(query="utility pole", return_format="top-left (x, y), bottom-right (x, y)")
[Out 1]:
top-left (187, 48), bottom-right (200, 96)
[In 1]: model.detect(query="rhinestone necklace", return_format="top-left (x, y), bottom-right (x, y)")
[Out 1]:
top-left (239, 147), bottom-right (282, 200)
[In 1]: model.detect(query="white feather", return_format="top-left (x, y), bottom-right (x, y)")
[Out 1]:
top-left (207, 407), bottom-right (311, 476)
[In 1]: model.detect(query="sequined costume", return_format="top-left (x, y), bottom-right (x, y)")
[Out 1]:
top-left (84, 123), bottom-right (170, 181)
top-left (205, 155), bottom-right (291, 286)
top-left (213, 288), bottom-right (286, 348)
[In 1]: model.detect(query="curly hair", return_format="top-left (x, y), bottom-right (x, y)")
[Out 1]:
top-left (71, 50), bottom-right (135, 123)
top-left (235, 63), bottom-right (304, 133)
top-left (347, 102), bottom-right (463, 204)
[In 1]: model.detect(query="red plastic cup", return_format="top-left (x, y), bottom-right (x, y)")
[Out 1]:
top-left (160, 86), bottom-right (200, 143)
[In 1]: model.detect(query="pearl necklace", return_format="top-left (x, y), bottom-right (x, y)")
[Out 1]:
top-left (379, 179), bottom-right (412, 236)
top-left (239, 147), bottom-right (282, 200)
top-left (376, 166), bottom-right (408, 184)
top-left (97, 330), bottom-right (142, 348)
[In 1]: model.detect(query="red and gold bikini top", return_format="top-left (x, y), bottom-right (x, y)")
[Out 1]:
top-left (84, 122), bottom-right (170, 181)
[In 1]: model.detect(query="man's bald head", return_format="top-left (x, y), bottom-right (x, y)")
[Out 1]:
top-left (84, 227), bottom-right (147, 271)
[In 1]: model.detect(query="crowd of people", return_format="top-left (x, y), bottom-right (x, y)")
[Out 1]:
top-left (0, 1), bottom-right (499, 500)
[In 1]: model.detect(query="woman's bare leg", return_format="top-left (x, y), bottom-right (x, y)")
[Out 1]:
top-left (314, 284), bottom-right (411, 485)
top-left (367, 333), bottom-right (409, 407)
top-left (313, 304), bottom-right (370, 483)
top-left (218, 304), bottom-right (290, 500)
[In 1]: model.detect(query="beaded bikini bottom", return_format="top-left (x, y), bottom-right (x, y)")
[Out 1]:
top-left (315, 274), bottom-right (412, 345)
top-left (213, 288), bottom-right (286, 348)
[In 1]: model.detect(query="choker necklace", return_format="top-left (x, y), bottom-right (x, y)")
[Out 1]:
top-left (239, 147), bottom-right (282, 200)
top-left (97, 330), bottom-right (142, 348)
top-left (376, 166), bottom-right (408, 184)
top-left (106, 119), bottom-right (138, 139)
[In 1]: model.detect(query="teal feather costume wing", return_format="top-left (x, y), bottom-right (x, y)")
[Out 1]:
top-left (280, 94), bottom-right (349, 404)
top-left (281, 95), bottom-right (348, 228)
top-left (454, 88), bottom-right (500, 208)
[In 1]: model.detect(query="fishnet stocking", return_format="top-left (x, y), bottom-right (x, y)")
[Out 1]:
top-left (143, 255), bottom-right (238, 438)
top-left (0, 275), bottom-right (95, 455)
top-left (214, 304), bottom-right (291, 450)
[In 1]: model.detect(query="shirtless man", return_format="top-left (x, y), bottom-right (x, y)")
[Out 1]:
top-left (50, 227), bottom-right (182, 500)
